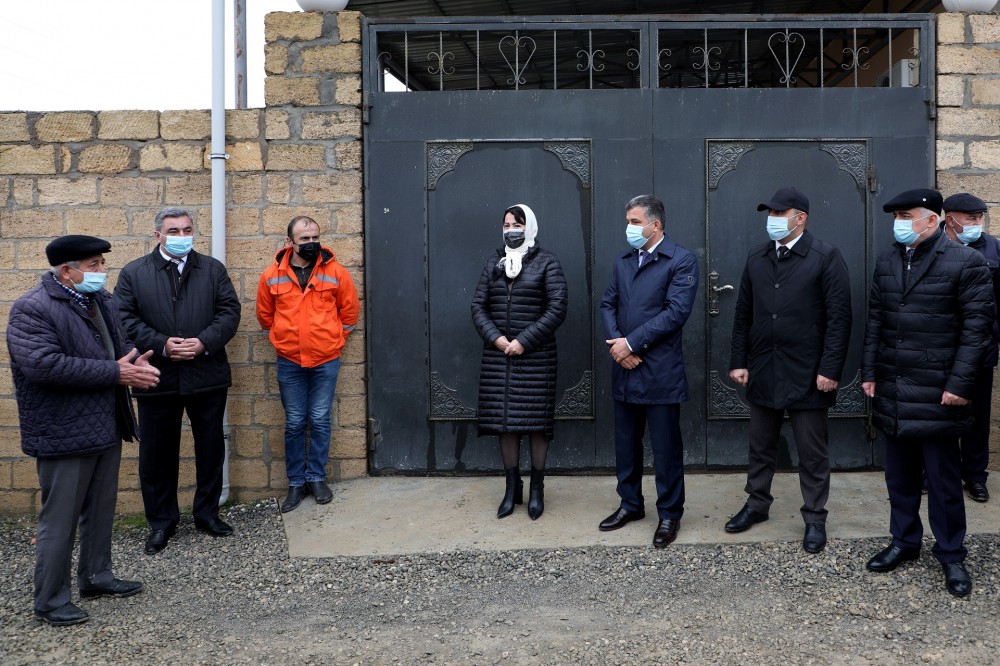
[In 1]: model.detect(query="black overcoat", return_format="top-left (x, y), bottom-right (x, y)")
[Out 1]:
top-left (471, 245), bottom-right (567, 437)
top-left (729, 231), bottom-right (852, 410)
top-left (862, 228), bottom-right (993, 438)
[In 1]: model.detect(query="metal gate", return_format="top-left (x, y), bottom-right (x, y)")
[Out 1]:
top-left (363, 15), bottom-right (936, 473)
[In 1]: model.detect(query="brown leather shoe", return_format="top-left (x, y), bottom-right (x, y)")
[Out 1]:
top-left (653, 518), bottom-right (680, 548)
top-left (598, 507), bottom-right (645, 531)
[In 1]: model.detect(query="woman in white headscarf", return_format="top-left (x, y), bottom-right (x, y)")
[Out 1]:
top-left (471, 204), bottom-right (568, 520)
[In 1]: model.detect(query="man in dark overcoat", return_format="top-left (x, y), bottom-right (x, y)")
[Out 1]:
top-left (598, 194), bottom-right (699, 548)
top-left (115, 207), bottom-right (241, 555)
top-left (724, 186), bottom-right (852, 554)
top-left (942, 192), bottom-right (1000, 504)
top-left (862, 188), bottom-right (993, 597)
top-left (7, 236), bottom-right (160, 626)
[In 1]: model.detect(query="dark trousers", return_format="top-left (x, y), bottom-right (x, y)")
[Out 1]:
top-left (745, 404), bottom-right (830, 524)
top-left (138, 389), bottom-right (227, 530)
top-left (960, 366), bottom-right (994, 485)
top-left (884, 434), bottom-right (967, 563)
top-left (34, 444), bottom-right (121, 612)
top-left (613, 401), bottom-right (685, 520)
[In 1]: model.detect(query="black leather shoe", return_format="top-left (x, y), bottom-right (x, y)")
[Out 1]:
top-left (866, 544), bottom-right (920, 572)
top-left (144, 526), bottom-right (176, 555)
top-left (652, 519), bottom-right (680, 548)
top-left (965, 481), bottom-right (989, 503)
top-left (803, 523), bottom-right (827, 553)
top-left (307, 480), bottom-right (333, 504)
top-left (724, 504), bottom-right (768, 533)
top-left (80, 578), bottom-right (144, 599)
top-left (943, 562), bottom-right (973, 597)
top-left (280, 486), bottom-right (307, 513)
top-left (35, 602), bottom-right (89, 626)
top-left (599, 507), bottom-right (645, 531)
top-left (194, 517), bottom-right (233, 537)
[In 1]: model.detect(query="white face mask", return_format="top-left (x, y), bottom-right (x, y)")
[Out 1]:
top-left (766, 214), bottom-right (796, 241)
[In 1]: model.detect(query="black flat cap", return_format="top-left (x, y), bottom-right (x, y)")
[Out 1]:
top-left (882, 188), bottom-right (942, 214)
top-left (757, 186), bottom-right (809, 214)
top-left (943, 192), bottom-right (988, 214)
top-left (45, 235), bottom-right (112, 266)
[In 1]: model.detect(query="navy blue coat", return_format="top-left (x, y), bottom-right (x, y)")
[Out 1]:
top-left (600, 236), bottom-right (699, 404)
top-left (965, 230), bottom-right (1000, 367)
top-left (7, 274), bottom-right (139, 459)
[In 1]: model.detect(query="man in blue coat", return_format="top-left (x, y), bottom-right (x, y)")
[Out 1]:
top-left (598, 194), bottom-right (699, 548)
top-left (8, 236), bottom-right (160, 626)
top-left (942, 192), bottom-right (1000, 504)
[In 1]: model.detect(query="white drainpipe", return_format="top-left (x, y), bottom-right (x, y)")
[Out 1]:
top-left (211, 0), bottom-right (231, 506)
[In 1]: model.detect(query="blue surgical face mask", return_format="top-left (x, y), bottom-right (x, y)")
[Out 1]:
top-left (766, 214), bottom-right (796, 241)
top-left (70, 269), bottom-right (107, 294)
top-left (626, 222), bottom-right (651, 250)
top-left (954, 219), bottom-right (983, 244)
top-left (893, 214), bottom-right (931, 246)
top-left (164, 235), bottom-right (194, 257)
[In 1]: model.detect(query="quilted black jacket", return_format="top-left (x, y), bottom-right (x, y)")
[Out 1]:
top-left (8, 274), bottom-right (138, 458)
top-left (862, 228), bottom-right (994, 438)
top-left (471, 246), bottom-right (568, 437)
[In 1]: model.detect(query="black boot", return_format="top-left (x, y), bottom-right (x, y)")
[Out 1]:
top-left (528, 467), bottom-right (545, 520)
top-left (497, 468), bottom-right (523, 519)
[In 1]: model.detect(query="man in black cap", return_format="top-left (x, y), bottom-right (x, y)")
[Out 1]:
top-left (7, 235), bottom-right (160, 626)
top-left (862, 188), bottom-right (993, 597)
top-left (115, 207), bottom-right (241, 555)
top-left (942, 192), bottom-right (999, 503)
top-left (725, 186), bottom-right (852, 554)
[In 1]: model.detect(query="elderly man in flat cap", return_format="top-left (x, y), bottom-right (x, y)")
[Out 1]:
top-left (725, 186), bottom-right (852, 554)
top-left (7, 235), bottom-right (160, 626)
top-left (942, 193), bottom-right (999, 504)
top-left (862, 188), bottom-right (993, 597)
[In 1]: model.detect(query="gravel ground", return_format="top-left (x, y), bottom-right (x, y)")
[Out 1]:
top-left (2, 500), bottom-right (1000, 665)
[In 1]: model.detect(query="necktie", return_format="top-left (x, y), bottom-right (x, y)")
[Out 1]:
top-left (905, 248), bottom-right (914, 262)
top-left (638, 250), bottom-right (649, 267)
top-left (170, 258), bottom-right (183, 278)
top-left (777, 246), bottom-right (789, 260)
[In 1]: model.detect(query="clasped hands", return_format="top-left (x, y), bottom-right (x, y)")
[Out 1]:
top-left (165, 336), bottom-right (206, 362)
top-left (606, 338), bottom-right (642, 370)
top-left (493, 336), bottom-right (525, 356)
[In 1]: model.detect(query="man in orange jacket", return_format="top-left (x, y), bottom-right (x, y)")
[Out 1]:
top-left (257, 216), bottom-right (360, 513)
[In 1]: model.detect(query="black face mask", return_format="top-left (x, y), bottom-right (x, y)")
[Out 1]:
top-left (296, 242), bottom-right (321, 262)
top-left (503, 231), bottom-right (526, 249)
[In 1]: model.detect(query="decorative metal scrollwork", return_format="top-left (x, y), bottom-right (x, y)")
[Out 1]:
top-left (768, 30), bottom-right (805, 86)
top-left (692, 45), bottom-right (721, 72)
top-left (429, 372), bottom-right (476, 420)
top-left (426, 142), bottom-right (473, 190)
top-left (829, 370), bottom-right (866, 418)
top-left (555, 371), bottom-right (594, 419)
top-left (543, 142), bottom-right (591, 188)
top-left (820, 143), bottom-right (868, 190)
top-left (658, 48), bottom-right (672, 72)
top-left (707, 142), bottom-right (755, 189)
top-left (499, 33), bottom-right (536, 87)
top-left (708, 371), bottom-right (750, 419)
top-left (842, 28), bottom-right (870, 84)
top-left (577, 47), bottom-right (606, 73)
top-left (627, 47), bottom-right (641, 72)
top-left (427, 50), bottom-right (455, 76)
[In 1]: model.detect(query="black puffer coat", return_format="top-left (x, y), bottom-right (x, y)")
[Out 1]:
top-left (862, 228), bottom-right (993, 438)
top-left (7, 275), bottom-right (138, 458)
top-left (471, 246), bottom-right (567, 437)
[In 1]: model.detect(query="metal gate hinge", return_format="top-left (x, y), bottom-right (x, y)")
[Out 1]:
top-left (867, 166), bottom-right (877, 193)
top-left (367, 416), bottom-right (379, 451)
top-left (362, 90), bottom-right (371, 125)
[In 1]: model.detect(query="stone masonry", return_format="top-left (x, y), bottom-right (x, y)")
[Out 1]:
top-left (936, 12), bottom-right (1000, 466)
top-left (0, 11), bottom-right (366, 515)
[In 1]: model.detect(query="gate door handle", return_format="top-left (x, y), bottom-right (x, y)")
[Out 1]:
top-left (707, 271), bottom-right (733, 317)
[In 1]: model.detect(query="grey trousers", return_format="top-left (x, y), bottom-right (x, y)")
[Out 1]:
top-left (34, 443), bottom-right (121, 612)
top-left (744, 404), bottom-right (830, 525)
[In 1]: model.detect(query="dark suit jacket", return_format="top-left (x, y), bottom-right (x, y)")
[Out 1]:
top-left (600, 235), bottom-right (699, 405)
top-left (729, 230), bottom-right (852, 410)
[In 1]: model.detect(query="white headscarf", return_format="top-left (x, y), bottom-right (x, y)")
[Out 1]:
top-left (499, 203), bottom-right (538, 279)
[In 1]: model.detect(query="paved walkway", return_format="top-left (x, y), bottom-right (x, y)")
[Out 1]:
top-left (282, 471), bottom-right (1000, 557)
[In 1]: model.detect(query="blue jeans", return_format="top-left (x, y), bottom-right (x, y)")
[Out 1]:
top-left (277, 356), bottom-right (341, 486)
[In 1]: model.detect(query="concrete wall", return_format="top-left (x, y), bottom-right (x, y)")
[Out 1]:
top-left (936, 12), bottom-right (1000, 467)
top-left (0, 11), bottom-right (366, 515)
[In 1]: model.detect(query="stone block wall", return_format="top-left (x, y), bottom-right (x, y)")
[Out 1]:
top-left (0, 11), bottom-right (366, 515)
top-left (936, 12), bottom-right (1000, 466)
